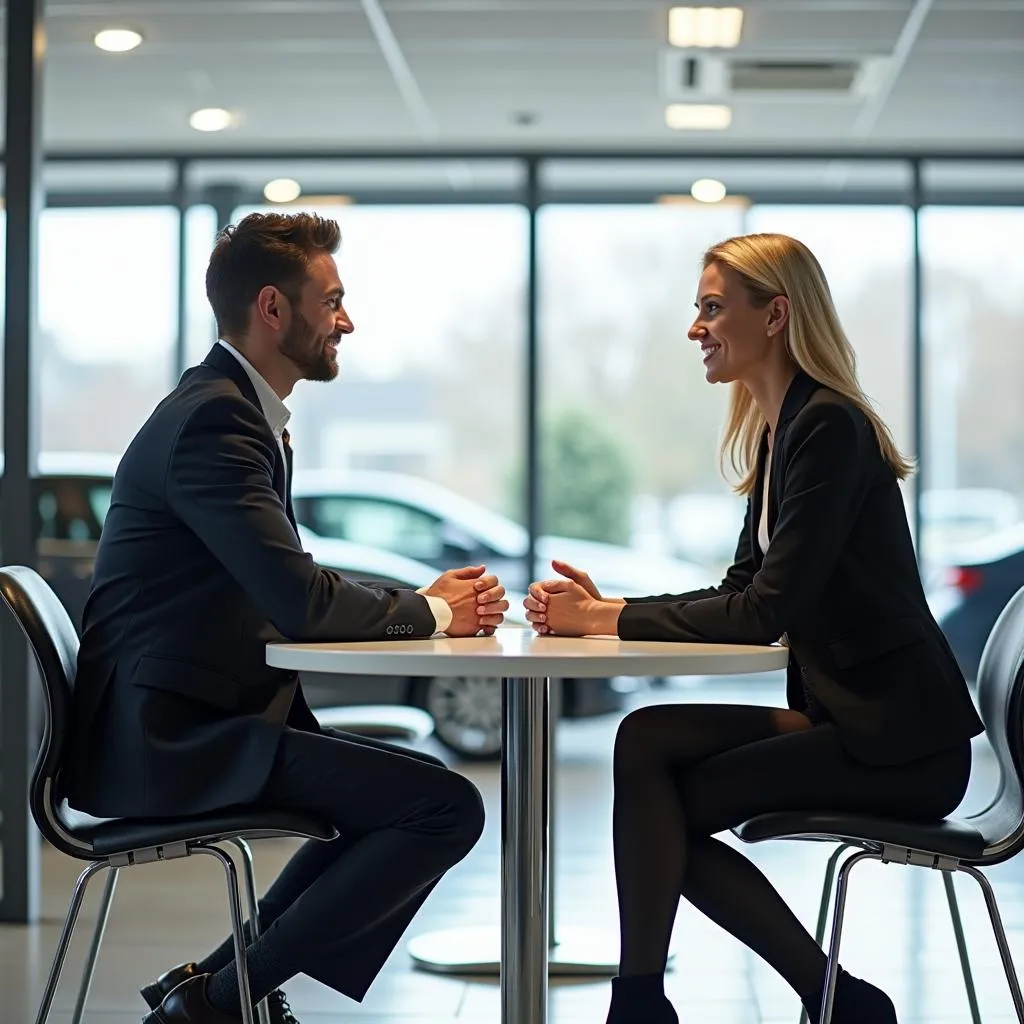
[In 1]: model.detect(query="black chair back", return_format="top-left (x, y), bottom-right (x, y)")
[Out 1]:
top-left (0, 565), bottom-right (95, 857)
top-left (970, 584), bottom-right (1024, 861)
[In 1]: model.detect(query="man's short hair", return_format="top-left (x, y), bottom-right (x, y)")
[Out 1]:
top-left (205, 212), bottom-right (342, 338)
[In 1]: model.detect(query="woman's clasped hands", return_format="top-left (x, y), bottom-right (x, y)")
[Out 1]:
top-left (523, 559), bottom-right (625, 638)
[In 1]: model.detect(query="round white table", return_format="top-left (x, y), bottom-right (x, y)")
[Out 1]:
top-left (268, 627), bottom-right (788, 1024)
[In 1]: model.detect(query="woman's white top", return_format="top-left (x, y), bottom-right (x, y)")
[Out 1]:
top-left (758, 447), bottom-right (771, 554)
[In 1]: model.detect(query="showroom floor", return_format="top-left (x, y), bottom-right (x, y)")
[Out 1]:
top-left (4, 675), bottom-right (1023, 1022)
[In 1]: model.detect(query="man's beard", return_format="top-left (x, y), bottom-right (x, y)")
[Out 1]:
top-left (278, 309), bottom-right (339, 382)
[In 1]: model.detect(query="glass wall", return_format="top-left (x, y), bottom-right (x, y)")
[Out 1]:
top-left (0, 204), bottom-right (4, 449)
top-left (532, 159), bottom-right (916, 598)
top-left (220, 201), bottom-right (530, 588)
top-left (919, 205), bottom-right (1024, 678)
top-left (1, 153), bottom-right (1019, 648)
top-left (37, 207), bottom-right (180, 456)
top-left (745, 206), bottom-right (914, 458)
top-left (920, 208), bottom-right (1024, 527)
top-left (538, 203), bottom-right (746, 593)
top-left (184, 205), bottom-right (218, 367)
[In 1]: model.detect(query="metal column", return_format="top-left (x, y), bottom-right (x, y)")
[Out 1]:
top-left (1, 0), bottom-right (46, 923)
top-left (910, 159), bottom-right (925, 560)
top-left (208, 183), bottom-right (241, 236)
top-left (173, 159), bottom-right (189, 379)
top-left (524, 158), bottom-right (540, 586)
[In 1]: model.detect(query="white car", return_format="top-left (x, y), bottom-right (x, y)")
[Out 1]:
top-left (295, 526), bottom-right (632, 759)
top-left (14, 457), bottom-right (632, 760)
top-left (291, 469), bottom-right (709, 597)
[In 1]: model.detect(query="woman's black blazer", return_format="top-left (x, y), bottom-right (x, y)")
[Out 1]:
top-left (618, 371), bottom-right (984, 766)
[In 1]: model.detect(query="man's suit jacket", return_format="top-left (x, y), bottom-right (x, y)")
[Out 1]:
top-left (66, 343), bottom-right (437, 818)
top-left (619, 371), bottom-right (984, 766)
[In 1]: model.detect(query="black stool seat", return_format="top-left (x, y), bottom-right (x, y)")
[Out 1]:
top-left (734, 810), bottom-right (986, 861)
top-left (78, 809), bottom-right (338, 857)
top-left (0, 563), bottom-right (338, 1024)
top-left (732, 585), bottom-right (1024, 1023)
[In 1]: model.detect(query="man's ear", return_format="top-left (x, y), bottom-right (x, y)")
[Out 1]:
top-left (255, 285), bottom-right (285, 330)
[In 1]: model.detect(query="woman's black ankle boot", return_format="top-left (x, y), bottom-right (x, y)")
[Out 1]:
top-left (605, 973), bottom-right (679, 1024)
top-left (802, 968), bottom-right (897, 1023)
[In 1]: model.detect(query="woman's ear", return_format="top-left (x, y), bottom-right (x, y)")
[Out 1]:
top-left (766, 295), bottom-right (791, 337)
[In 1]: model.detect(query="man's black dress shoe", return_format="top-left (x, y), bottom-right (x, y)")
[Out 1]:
top-left (140, 974), bottom-right (240, 1023)
top-left (262, 991), bottom-right (299, 1024)
top-left (141, 962), bottom-right (199, 1011)
top-left (142, 964), bottom-right (299, 1024)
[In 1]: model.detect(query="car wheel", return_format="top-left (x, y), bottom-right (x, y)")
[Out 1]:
top-left (411, 675), bottom-right (502, 761)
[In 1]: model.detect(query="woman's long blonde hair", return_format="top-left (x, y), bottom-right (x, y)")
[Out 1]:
top-left (707, 233), bottom-right (914, 495)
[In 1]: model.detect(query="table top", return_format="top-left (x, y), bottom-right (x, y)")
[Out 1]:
top-left (267, 626), bottom-right (789, 679)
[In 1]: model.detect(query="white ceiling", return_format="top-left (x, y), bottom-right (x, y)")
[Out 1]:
top-left (4, 0), bottom-right (1024, 153)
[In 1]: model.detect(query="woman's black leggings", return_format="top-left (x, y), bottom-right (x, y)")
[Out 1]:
top-left (612, 703), bottom-right (972, 1000)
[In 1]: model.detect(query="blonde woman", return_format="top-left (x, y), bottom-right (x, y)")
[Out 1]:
top-left (524, 234), bottom-right (983, 1024)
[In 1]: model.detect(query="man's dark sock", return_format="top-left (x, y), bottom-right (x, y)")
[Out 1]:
top-left (204, 931), bottom-right (294, 1016)
top-left (196, 921), bottom-right (257, 977)
top-left (198, 838), bottom-right (348, 978)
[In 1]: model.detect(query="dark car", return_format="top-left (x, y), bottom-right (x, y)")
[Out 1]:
top-left (931, 522), bottom-right (1024, 682)
top-left (7, 456), bottom-right (630, 759)
top-left (1, 453), bottom-right (120, 627)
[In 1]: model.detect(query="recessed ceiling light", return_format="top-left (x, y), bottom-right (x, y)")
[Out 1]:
top-left (669, 6), bottom-right (744, 48)
top-left (264, 178), bottom-right (303, 203)
top-left (189, 107), bottom-right (236, 133)
top-left (690, 178), bottom-right (728, 203)
top-left (94, 28), bottom-right (143, 53)
top-left (665, 103), bottom-right (733, 130)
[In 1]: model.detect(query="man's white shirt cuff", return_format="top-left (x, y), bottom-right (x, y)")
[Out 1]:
top-left (417, 590), bottom-right (453, 635)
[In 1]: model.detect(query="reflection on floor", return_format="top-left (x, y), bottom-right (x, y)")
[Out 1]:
top-left (3, 674), bottom-right (1023, 1022)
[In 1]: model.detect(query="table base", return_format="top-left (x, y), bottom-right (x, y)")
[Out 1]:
top-left (408, 925), bottom-right (676, 976)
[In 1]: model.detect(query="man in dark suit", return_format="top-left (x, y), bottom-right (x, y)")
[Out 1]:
top-left (66, 212), bottom-right (507, 1024)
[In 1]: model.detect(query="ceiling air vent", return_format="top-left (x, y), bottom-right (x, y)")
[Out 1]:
top-left (729, 60), bottom-right (860, 93)
top-left (660, 52), bottom-right (886, 100)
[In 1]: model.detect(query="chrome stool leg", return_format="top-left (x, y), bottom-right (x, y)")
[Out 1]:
top-left (959, 864), bottom-right (1024, 1022)
top-left (799, 844), bottom-right (852, 1024)
top-left (34, 860), bottom-right (109, 1024)
top-left (193, 846), bottom-right (256, 1024)
top-left (227, 838), bottom-right (271, 1024)
top-left (820, 850), bottom-right (877, 1024)
top-left (69, 865), bottom-right (119, 1024)
top-left (943, 870), bottom-right (982, 1024)
top-left (228, 838), bottom-right (261, 936)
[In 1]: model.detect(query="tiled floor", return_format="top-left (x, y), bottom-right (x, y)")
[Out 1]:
top-left (4, 674), bottom-right (1024, 1022)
